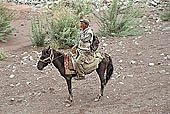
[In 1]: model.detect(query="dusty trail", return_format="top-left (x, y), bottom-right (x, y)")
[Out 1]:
top-left (0, 2), bottom-right (170, 114)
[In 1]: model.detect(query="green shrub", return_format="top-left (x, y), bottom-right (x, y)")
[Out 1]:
top-left (48, 6), bottom-right (80, 48)
top-left (93, 0), bottom-right (143, 37)
top-left (31, 15), bottom-right (46, 46)
top-left (69, 0), bottom-right (93, 19)
top-left (161, 2), bottom-right (170, 21)
top-left (0, 50), bottom-right (8, 60)
top-left (0, 4), bottom-right (15, 43)
top-left (47, 40), bottom-right (60, 50)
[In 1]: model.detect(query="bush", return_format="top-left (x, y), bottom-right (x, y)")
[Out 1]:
top-left (48, 6), bottom-right (80, 48)
top-left (69, 0), bottom-right (93, 19)
top-left (161, 2), bottom-right (170, 21)
top-left (31, 15), bottom-right (46, 46)
top-left (0, 4), bottom-right (15, 43)
top-left (0, 50), bottom-right (8, 60)
top-left (93, 0), bottom-right (143, 37)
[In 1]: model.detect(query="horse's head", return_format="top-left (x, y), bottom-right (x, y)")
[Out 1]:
top-left (37, 47), bottom-right (53, 70)
top-left (37, 47), bottom-right (64, 70)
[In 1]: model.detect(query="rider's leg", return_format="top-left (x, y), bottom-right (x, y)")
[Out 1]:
top-left (74, 54), bottom-right (85, 80)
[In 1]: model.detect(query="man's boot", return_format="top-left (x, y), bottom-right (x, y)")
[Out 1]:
top-left (74, 74), bottom-right (85, 80)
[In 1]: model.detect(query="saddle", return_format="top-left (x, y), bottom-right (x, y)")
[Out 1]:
top-left (64, 53), bottom-right (76, 74)
top-left (64, 52), bottom-right (105, 75)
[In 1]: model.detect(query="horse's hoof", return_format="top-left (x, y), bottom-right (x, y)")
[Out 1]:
top-left (65, 103), bottom-right (71, 107)
top-left (65, 98), bottom-right (72, 107)
top-left (94, 98), bottom-right (100, 102)
top-left (94, 94), bottom-right (102, 102)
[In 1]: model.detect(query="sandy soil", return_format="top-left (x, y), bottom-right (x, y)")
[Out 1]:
top-left (0, 2), bottom-right (170, 114)
top-left (0, 2), bottom-right (33, 51)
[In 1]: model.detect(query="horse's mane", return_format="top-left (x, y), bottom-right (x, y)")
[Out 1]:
top-left (52, 49), bottom-right (65, 57)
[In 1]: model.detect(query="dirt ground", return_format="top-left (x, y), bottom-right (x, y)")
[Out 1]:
top-left (0, 2), bottom-right (170, 114)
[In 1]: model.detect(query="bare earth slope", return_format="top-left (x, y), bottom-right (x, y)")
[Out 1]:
top-left (0, 3), bottom-right (32, 51)
top-left (0, 3), bottom-right (170, 114)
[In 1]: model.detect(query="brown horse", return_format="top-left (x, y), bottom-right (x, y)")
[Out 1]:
top-left (37, 47), bottom-right (113, 106)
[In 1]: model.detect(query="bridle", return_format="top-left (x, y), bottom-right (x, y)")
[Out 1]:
top-left (39, 49), bottom-right (63, 64)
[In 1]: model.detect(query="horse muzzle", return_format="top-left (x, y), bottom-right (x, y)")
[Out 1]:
top-left (37, 61), bottom-right (45, 70)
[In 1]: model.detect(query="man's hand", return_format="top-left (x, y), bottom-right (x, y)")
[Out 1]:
top-left (71, 45), bottom-right (77, 54)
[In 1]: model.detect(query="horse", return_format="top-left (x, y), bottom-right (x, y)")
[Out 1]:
top-left (37, 47), bottom-right (114, 106)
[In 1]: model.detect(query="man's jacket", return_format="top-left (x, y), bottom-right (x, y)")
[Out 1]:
top-left (78, 27), bottom-right (93, 51)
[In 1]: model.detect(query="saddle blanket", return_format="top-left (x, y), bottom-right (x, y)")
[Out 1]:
top-left (64, 52), bottom-right (103, 75)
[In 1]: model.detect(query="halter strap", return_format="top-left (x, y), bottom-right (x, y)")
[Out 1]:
top-left (39, 49), bottom-right (64, 64)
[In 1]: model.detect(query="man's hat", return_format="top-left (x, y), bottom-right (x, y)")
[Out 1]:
top-left (80, 19), bottom-right (89, 25)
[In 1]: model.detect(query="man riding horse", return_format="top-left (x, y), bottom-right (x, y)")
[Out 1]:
top-left (37, 19), bottom-right (113, 106)
top-left (71, 19), bottom-right (99, 80)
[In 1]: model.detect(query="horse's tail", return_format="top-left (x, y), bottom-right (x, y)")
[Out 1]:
top-left (105, 56), bottom-right (113, 85)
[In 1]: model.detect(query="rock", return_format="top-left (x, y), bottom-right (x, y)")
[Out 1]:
top-left (21, 52), bottom-right (28, 55)
top-left (160, 53), bottom-right (165, 56)
top-left (164, 27), bottom-right (170, 31)
top-left (148, 32), bottom-right (152, 34)
top-left (118, 60), bottom-right (123, 63)
top-left (149, 1), bottom-right (158, 6)
top-left (127, 75), bottom-right (133, 77)
top-left (164, 57), bottom-right (168, 60)
top-left (103, 43), bottom-right (108, 47)
top-left (116, 75), bottom-right (120, 78)
top-left (118, 41), bottom-right (123, 46)
top-left (17, 99), bottom-right (23, 103)
top-left (159, 70), bottom-right (166, 74)
top-left (16, 83), bottom-right (20, 86)
top-left (26, 81), bottom-right (31, 85)
top-left (10, 98), bottom-right (15, 101)
top-left (9, 74), bottom-right (15, 78)
top-left (153, 0), bottom-right (160, 3)
top-left (20, 60), bottom-right (27, 65)
top-left (37, 77), bottom-right (43, 80)
top-left (122, 76), bottom-right (126, 79)
top-left (137, 52), bottom-right (142, 55)
top-left (10, 84), bottom-right (15, 87)
top-left (131, 60), bottom-right (136, 64)
top-left (166, 72), bottom-right (170, 75)
top-left (119, 82), bottom-right (124, 85)
top-left (29, 56), bottom-right (33, 61)
top-left (32, 64), bottom-right (37, 67)
top-left (120, 66), bottom-right (123, 70)
top-left (113, 71), bottom-right (118, 75)
top-left (149, 63), bottom-right (154, 66)
top-left (23, 56), bottom-right (28, 60)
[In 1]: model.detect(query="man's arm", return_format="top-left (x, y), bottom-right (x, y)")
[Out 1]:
top-left (80, 33), bottom-right (92, 42)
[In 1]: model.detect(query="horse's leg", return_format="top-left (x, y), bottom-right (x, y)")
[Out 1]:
top-left (65, 76), bottom-right (73, 107)
top-left (95, 60), bottom-right (106, 102)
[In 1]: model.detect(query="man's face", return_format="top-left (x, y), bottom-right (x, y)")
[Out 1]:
top-left (80, 22), bottom-right (88, 30)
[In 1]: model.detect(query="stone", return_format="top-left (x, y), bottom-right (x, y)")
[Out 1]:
top-left (9, 74), bottom-right (15, 78)
top-left (118, 60), bottom-right (123, 63)
top-left (149, 63), bottom-right (154, 66)
top-left (119, 82), bottom-right (124, 85)
top-left (159, 70), bottom-right (166, 74)
top-left (103, 43), bottom-right (108, 47)
top-left (127, 75), bottom-right (133, 77)
top-left (131, 60), bottom-right (136, 64)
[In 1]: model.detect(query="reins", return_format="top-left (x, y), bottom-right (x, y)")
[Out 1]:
top-left (39, 49), bottom-right (64, 64)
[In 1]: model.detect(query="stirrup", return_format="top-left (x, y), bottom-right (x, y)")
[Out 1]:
top-left (74, 75), bottom-right (85, 80)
